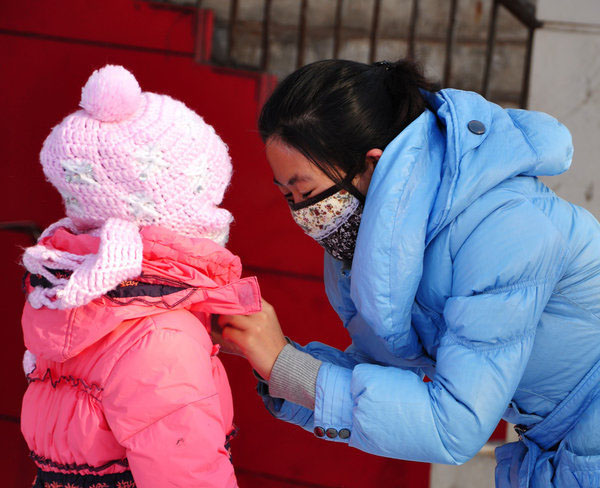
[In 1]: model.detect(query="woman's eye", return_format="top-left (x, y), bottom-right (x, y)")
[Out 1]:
top-left (283, 191), bottom-right (312, 203)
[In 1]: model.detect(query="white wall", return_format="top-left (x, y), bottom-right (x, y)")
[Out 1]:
top-left (529, 0), bottom-right (600, 218)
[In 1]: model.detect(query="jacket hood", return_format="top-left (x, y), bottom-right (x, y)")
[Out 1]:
top-left (22, 226), bottom-right (261, 362)
top-left (345, 88), bottom-right (573, 357)
top-left (424, 88), bottom-right (573, 240)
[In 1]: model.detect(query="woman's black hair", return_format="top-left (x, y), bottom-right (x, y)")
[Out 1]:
top-left (258, 58), bottom-right (437, 186)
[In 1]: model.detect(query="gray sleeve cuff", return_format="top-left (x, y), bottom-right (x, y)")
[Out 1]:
top-left (268, 344), bottom-right (322, 410)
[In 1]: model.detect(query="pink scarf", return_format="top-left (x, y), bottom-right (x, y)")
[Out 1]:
top-left (22, 218), bottom-right (143, 310)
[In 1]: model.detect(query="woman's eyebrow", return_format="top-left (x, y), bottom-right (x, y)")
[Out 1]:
top-left (273, 175), bottom-right (310, 186)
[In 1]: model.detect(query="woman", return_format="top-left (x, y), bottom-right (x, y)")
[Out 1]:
top-left (215, 59), bottom-right (600, 487)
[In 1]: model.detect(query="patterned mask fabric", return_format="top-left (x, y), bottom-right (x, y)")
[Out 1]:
top-left (289, 184), bottom-right (364, 263)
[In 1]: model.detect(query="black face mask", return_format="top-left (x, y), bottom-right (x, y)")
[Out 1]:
top-left (289, 178), bottom-right (365, 264)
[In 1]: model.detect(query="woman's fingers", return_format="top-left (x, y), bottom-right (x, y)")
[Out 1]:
top-left (217, 298), bottom-right (277, 330)
top-left (211, 314), bottom-right (246, 356)
top-left (217, 312), bottom-right (251, 330)
top-left (213, 299), bottom-right (287, 380)
top-left (216, 299), bottom-right (272, 329)
top-left (213, 314), bottom-right (254, 349)
top-left (221, 323), bottom-right (244, 343)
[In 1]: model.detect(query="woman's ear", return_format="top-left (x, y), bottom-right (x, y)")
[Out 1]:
top-left (353, 148), bottom-right (383, 196)
top-left (365, 148), bottom-right (383, 169)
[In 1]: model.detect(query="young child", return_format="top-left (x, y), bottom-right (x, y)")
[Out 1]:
top-left (20, 65), bottom-right (261, 487)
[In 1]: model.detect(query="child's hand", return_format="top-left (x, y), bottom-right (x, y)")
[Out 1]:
top-left (216, 299), bottom-right (287, 381)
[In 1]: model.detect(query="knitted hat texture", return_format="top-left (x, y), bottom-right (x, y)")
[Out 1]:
top-left (41, 64), bottom-right (233, 245)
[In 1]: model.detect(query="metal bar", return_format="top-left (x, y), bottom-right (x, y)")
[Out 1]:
top-left (255, 73), bottom-right (279, 115)
top-left (498, 0), bottom-right (542, 30)
top-left (260, 0), bottom-right (272, 71)
top-left (520, 26), bottom-right (535, 108)
top-left (145, 0), bottom-right (196, 13)
top-left (0, 28), bottom-right (195, 58)
top-left (333, 0), bottom-right (343, 58)
top-left (0, 414), bottom-right (20, 424)
top-left (227, 0), bottom-right (239, 63)
top-left (297, 0), bottom-right (308, 68)
top-left (368, 0), bottom-right (381, 63)
top-left (443, 0), bottom-right (458, 87)
top-left (407, 0), bottom-right (419, 60)
top-left (482, 0), bottom-right (499, 97)
top-left (0, 221), bottom-right (42, 243)
top-left (194, 7), bottom-right (214, 63)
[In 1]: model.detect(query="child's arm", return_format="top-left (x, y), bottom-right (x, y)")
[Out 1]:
top-left (103, 318), bottom-right (237, 488)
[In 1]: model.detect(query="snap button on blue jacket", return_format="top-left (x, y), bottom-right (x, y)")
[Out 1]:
top-left (260, 89), bottom-right (600, 485)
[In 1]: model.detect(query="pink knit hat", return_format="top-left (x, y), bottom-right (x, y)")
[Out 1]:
top-left (41, 64), bottom-right (233, 244)
top-left (23, 65), bottom-right (233, 310)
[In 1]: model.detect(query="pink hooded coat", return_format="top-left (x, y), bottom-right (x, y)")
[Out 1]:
top-left (21, 226), bottom-right (261, 487)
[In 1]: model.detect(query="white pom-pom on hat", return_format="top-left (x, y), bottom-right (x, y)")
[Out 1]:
top-left (80, 65), bottom-right (142, 122)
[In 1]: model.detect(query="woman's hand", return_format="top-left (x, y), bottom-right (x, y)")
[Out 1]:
top-left (210, 314), bottom-right (245, 357)
top-left (214, 299), bottom-right (288, 380)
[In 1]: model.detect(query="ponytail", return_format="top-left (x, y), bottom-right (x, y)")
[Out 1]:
top-left (375, 59), bottom-right (437, 135)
